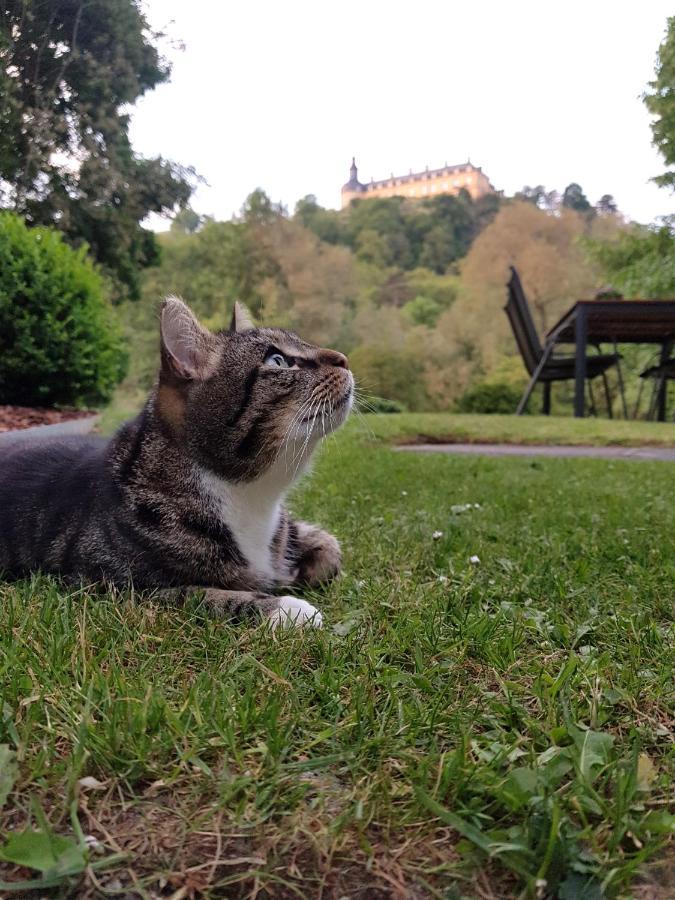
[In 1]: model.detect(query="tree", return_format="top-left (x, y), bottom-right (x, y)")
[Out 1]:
top-left (596, 194), bottom-right (618, 215)
top-left (562, 183), bottom-right (593, 215)
top-left (296, 190), bottom-right (501, 274)
top-left (418, 193), bottom-right (475, 272)
top-left (171, 207), bottom-right (205, 234)
top-left (346, 197), bottom-right (413, 268)
top-left (0, 0), bottom-right (194, 298)
top-left (254, 217), bottom-right (357, 347)
top-left (293, 195), bottom-right (342, 244)
top-left (241, 189), bottom-right (285, 224)
top-left (429, 202), bottom-right (618, 402)
top-left (585, 218), bottom-right (675, 297)
top-left (513, 186), bottom-right (559, 210)
top-left (644, 16), bottom-right (675, 189)
top-left (350, 343), bottom-right (428, 410)
top-left (402, 294), bottom-right (442, 327)
top-left (142, 219), bottom-right (273, 322)
top-left (355, 228), bottom-right (392, 267)
top-left (514, 185), bottom-right (547, 206)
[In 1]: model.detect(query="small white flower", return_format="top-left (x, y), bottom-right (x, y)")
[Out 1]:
top-left (356, 579), bottom-right (367, 589)
top-left (470, 555), bottom-right (481, 565)
top-left (401, 490), bottom-right (408, 496)
top-left (433, 530), bottom-right (443, 540)
top-left (438, 575), bottom-right (449, 584)
top-left (84, 835), bottom-right (105, 853)
top-left (474, 503), bottom-right (481, 509)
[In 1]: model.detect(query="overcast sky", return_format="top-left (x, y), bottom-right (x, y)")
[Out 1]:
top-left (130, 1), bottom-right (674, 226)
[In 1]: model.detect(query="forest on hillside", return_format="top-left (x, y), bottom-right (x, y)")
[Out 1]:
top-left (114, 183), bottom-right (674, 416)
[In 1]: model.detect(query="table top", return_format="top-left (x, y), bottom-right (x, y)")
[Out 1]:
top-left (547, 299), bottom-right (675, 344)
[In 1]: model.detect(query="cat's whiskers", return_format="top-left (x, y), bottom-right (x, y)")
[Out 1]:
top-left (281, 390), bottom-right (321, 474)
top-left (349, 382), bottom-right (377, 441)
top-left (292, 393), bottom-right (324, 477)
top-left (282, 397), bottom-right (311, 456)
top-left (282, 389), bottom-right (324, 476)
top-left (292, 403), bottom-right (319, 474)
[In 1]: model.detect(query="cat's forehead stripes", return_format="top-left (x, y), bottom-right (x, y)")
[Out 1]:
top-left (234, 327), bottom-right (322, 361)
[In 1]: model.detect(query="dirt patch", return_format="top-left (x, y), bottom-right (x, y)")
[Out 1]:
top-left (0, 781), bottom-right (503, 899)
top-left (391, 432), bottom-right (673, 450)
top-left (0, 404), bottom-right (96, 433)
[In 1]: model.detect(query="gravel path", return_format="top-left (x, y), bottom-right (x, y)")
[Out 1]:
top-left (395, 442), bottom-right (675, 462)
top-left (0, 415), bottom-right (100, 447)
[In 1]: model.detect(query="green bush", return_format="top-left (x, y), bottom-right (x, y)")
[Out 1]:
top-left (401, 294), bottom-right (443, 327)
top-left (0, 213), bottom-right (127, 406)
top-left (350, 344), bottom-right (429, 411)
top-left (363, 396), bottom-right (406, 414)
top-left (457, 381), bottom-right (524, 414)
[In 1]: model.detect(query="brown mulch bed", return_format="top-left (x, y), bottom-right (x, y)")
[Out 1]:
top-left (0, 404), bottom-right (96, 433)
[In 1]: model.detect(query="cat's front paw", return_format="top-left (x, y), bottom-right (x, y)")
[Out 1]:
top-left (296, 527), bottom-right (342, 586)
top-left (267, 596), bottom-right (323, 630)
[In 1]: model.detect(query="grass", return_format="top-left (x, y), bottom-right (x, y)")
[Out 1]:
top-left (361, 412), bottom-right (675, 448)
top-left (1, 414), bottom-right (673, 898)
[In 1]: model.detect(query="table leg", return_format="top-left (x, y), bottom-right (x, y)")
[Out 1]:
top-left (574, 307), bottom-right (587, 418)
top-left (656, 339), bottom-right (673, 422)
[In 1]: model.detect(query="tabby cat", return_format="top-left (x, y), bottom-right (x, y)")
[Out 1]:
top-left (0, 299), bottom-right (354, 627)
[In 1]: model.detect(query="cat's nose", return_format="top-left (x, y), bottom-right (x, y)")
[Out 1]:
top-left (317, 349), bottom-right (349, 369)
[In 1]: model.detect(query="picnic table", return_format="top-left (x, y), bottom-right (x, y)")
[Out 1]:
top-left (545, 299), bottom-right (675, 420)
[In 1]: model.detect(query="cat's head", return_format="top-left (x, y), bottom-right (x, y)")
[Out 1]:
top-left (155, 297), bottom-right (353, 481)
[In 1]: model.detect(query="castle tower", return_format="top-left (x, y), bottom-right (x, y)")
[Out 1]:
top-left (341, 157), bottom-right (365, 208)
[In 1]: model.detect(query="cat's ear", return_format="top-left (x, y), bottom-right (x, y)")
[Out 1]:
top-left (229, 300), bottom-right (255, 333)
top-left (160, 296), bottom-right (218, 380)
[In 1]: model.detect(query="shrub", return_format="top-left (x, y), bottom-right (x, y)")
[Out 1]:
top-left (363, 396), bottom-right (406, 414)
top-left (457, 381), bottom-right (524, 414)
top-left (350, 343), bottom-right (429, 411)
top-left (401, 294), bottom-right (443, 327)
top-left (0, 213), bottom-right (127, 406)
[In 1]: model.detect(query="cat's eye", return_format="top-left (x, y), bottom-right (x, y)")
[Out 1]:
top-left (264, 351), bottom-right (291, 368)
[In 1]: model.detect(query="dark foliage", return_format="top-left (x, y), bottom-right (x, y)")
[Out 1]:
top-left (0, 0), bottom-right (194, 298)
top-left (456, 381), bottom-right (525, 414)
top-left (562, 183), bottom-right (593, 215)
top-left (294, 190), bottom-right (501, 274)
top-left (644, 16), bottom-right (675, 189)
top-left (0, 212), bottom-right (127, 406)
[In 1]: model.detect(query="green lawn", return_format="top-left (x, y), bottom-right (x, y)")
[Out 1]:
top-left (1, 415), bottom-right (673, 897)
top-left (362, 412), bottom-right (675, 448)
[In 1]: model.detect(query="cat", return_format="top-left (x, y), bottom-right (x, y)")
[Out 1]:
top-left (0, 298), bottom-right (354, 628)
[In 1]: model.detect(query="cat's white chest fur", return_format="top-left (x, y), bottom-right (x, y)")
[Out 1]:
top-left (199, 466), bottom-right (289, 582)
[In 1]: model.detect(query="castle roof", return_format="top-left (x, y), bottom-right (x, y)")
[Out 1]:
top-left (366, 161), bottom-right (479, 190)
